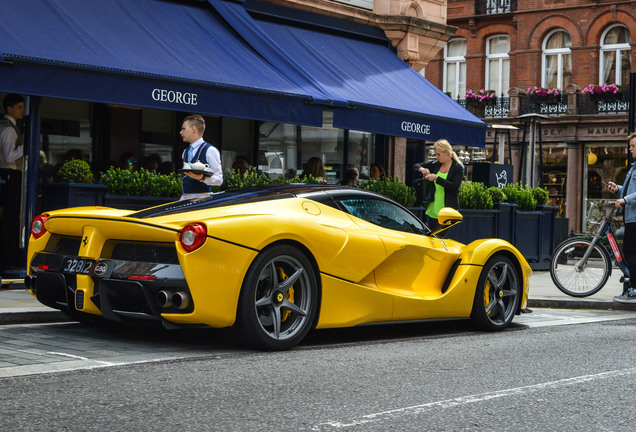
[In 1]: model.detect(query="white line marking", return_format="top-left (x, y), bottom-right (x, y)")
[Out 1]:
top-left (47, 351), bottom-right (90, 361)
top-left (312, 367), bottom-right (636, 430)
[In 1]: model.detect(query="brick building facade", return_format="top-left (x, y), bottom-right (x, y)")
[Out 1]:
top-left (424, 0), bottom-right (635, 232)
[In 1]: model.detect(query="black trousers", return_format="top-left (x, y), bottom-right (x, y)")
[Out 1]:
top-left (623, 222), bottom-right (636, 290)
top-left (0, 169), bottom-right (22, 269)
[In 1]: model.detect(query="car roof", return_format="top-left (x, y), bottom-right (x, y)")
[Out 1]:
top-left (130, 184), bottom-right (389, 219)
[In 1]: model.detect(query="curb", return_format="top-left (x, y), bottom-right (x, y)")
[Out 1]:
top-left (0, 309), bottom-right (69, 325)
top-left (528, 298), bottom-right (636, 311)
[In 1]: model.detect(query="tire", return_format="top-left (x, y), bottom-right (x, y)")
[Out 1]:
top-left (470, 255), bottom-right (521, 331)
top-left (550, 237), bottom-right (611, 297)
top-left (235, 245), bottom-right (319, 350)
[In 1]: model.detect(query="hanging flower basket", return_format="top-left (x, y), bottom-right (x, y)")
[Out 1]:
top-left (527, 87), bottom-right (560, 104)
top-left (467, 98), bottom-right (496, 107)
top-left (465, 89), bottom-right (496, 106)
top-left (588, 92), bottom-right (623, 101)
top-left (582, 83), bottom-right (623, 101)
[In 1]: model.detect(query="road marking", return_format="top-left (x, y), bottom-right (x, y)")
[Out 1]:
top-left (47, 351), bottom-right (92, 361)
top-left (0, 356), bottom-right (188, 378)
top-left (312, 367), bottom-right (636, 430)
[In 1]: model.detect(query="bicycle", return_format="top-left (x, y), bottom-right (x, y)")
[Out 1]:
top-left (550, 202), bottom-right (631, 297)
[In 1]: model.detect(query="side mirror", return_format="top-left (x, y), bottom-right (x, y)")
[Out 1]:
top-left (430, 207), bottom-right (463, 235)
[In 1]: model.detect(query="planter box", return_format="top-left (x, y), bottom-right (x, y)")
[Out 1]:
top-left (589, 92), bottom-right (622, 101)
top-left (42, 182), bottom-right (108, 211)
top-left (447, 208), bottom-right (498, 244)
top-left (495, 202), bottom-right (517, 243)
top-left (103, 194), bottom-right (178, 210)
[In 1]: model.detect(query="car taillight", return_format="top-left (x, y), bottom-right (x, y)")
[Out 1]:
top-left (179, 223), bottom-right (207, 252)
top-left (31, 214), bottom-right (49, 239)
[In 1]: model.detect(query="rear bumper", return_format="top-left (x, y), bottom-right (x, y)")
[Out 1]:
top-left (28, 252), bottom-right (192, 328)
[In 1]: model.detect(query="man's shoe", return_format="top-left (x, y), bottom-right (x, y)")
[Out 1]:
top-left (613, 288), bottom-right (636, 303)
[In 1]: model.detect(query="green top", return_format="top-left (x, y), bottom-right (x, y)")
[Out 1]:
top-left (425, 171), bottom-right (449, 219)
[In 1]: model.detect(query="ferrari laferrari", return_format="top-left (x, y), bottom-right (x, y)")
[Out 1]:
top-left (26, 184), bottom-right (531, 350)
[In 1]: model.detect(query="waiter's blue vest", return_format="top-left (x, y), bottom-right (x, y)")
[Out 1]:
top-left (182, 142), bottom-right (213, 194)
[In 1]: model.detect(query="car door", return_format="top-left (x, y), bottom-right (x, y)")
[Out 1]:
top-left (338, 196), bottom-right (464, 318)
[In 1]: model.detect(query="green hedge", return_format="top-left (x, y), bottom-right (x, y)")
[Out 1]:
top-left (98, 167), bottom-right (181, 197)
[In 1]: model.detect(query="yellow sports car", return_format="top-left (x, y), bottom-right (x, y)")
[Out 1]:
top-left (26, 184), bottom-right (531, 350)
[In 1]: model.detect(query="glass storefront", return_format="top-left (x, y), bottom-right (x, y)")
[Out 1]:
top-left (584, 142), bottom-right (629, 231)
top-left (257, 111), bottom-right (374, 183)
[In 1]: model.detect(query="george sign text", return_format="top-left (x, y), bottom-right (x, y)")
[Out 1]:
top-left (152, 88), bottom-right (198, 106)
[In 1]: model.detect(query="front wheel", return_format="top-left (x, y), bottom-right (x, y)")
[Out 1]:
top-left (550, 237), bottom-right (611, 297)
top-left (234, 245), bottom-right (319, 350)
top-left (470, 255), bottom-right (521, 331)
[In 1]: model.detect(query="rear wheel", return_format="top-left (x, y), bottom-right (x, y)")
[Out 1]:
top-left (470, 255), bottom-right (520, 331)
top-left (235, 245), bottom-right (318, 350)
top-left (550, 237), bottom-right (611, 297)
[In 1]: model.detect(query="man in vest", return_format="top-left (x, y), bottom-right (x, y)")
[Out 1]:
top-left (179, 114), bottom-right (222, 200)
top-left (0, 93), bottom-right (25, 271)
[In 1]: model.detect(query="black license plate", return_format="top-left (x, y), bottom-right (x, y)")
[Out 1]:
top-left (62, 257), bottom-right (95, 275)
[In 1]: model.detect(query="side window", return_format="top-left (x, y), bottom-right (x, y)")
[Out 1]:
top-left (340, 198), bottom-right (426, 234)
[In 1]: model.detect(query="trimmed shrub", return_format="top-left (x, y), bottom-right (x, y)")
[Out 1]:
top-left (458, 181), bottom-right (494, 209)
top-left (56, 159), bottom-right (94, 183)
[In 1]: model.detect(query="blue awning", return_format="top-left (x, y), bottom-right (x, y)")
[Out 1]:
top-left (251, 17), bottom-right (487, 147)
top-left (0, 0), bottom-right (323, 126)
top-left (1, 0), bottom-right (486, 145)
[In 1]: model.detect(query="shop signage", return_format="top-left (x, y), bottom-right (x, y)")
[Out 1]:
top-left (401, 121), bottom-right (431, 136)
top-left (586, 127), bottom-right (629, 136)
top-left (329, 0), bottom-right (373, 10)
top-left (151, 88), bottom-right (198, 106)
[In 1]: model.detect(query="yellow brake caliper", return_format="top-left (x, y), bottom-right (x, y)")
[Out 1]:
top-left (483, 278), bottom-right (491, 315)
top-left (278, 267), bottom-right (295, 321)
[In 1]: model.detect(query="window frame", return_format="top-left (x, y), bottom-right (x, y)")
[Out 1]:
top-left (443, 38), bottom-right (467, 99)
top-left (485, 35), bottom-right (510, 96)
top-left (599, 24), bottom-right (631, 86)
top-left (541, 29), bottom-right (572, 89)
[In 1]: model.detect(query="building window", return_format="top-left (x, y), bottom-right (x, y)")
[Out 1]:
top-left (542, 30), bottom-right (572, 89)
top-left (600, 25), bottom-right (631, 86)
top-left (485, 35), bottom-right (510, 96)
top-left (444, 39), bottom-right (466, 99)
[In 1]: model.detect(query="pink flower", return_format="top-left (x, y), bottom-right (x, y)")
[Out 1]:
top-left (465, 89), bottom-right (496, 102)
top-left (582, 83), bottom-right (621, 95)
top-left (527, 87), bottom-right (560, 97)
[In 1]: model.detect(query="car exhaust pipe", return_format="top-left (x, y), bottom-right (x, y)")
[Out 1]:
top-left (156, 290), bottom-right (174, 308)
top-left (172, 291), bottom-right (191, 310)
top-left (24, 275), bottom-right (36, 290)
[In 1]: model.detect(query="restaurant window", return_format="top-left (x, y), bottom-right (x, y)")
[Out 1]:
top-left (444, 39), bottom-right (467, 99)
top-left (486, 35), bottom-right (510, 96)
top-left (40, 98), bottom-right (93, 168)
top-left (600, 25), bottom-right (631, 86)
top-left (140, 108), bottom-right (176, 173)
top-left (257, 111), bottom-right (374, 183)
top-left (542, 30), bottom-right (572, 89)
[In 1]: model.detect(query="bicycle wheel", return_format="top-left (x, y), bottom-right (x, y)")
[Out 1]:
top-left (550, 237), bottom-right (611, 297)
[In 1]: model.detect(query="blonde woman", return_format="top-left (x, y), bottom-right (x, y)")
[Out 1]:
top-left (414, 139), bottom-right (464, 237)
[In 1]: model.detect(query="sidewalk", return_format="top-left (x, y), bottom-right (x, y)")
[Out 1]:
top-left (1, 271), bottom-right (634, 325)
